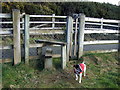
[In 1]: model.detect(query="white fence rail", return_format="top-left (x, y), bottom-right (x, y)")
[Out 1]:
top-left (84, 29), bottom-right (119, 34)
top-left (84, 40), bottom-right (119, 45)
top-left (85, 17), bottom-right (120, 23)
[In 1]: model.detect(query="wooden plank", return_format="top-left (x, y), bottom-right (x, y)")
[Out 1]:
top-left (0, 13), bottom-right (11, 18)
top-left (0, 21), bottom-right (23, 24)
top-left (0, 22), bottom-right (13, 24)
top-left (31, 24), bottom-right (48, 28)
top-left (54, 22), bottom-right (66, 24)
top-left (84, 49), bottom-right (118, 53)
top-left (66, 16), bottom-right (73, 61)
top-left (35, 39), bottom-right (66, 45)
top-left (85, 17), bottom-right (101, 22)
top-left (30, 15), bottom-right (67, 18)
top-left (54, 16), bottom-right (67, 18)
top-left (30, 15), bottom-right (52, 17)
top-left (84, 30), bottom-right (119, 34)
top-left (78, 14), bottom-right (85, 59)
top-left (61, 45), bottom-right (66, 69)
top-left (85, 28), bottom-right (119, 31)
top-left (0, 31), bottom-right (12, 35)
top-left (0, 44), bottom-right (44, 50)
top-left (103, 24), bottom-right (119, 27)
top-left (0, 45), bottom-right (13, 49)
top-left (30, 27), bottom-right (63, 30)
top-left (85, 22), bottom-right (101, 25)
top-left (12, 9), bottom-right (21, 65)
top-left (29, 29), bottom-right (65, 35)
top-left (24, 15), bottom-right (30, 64)
top-left (0, 59), bottom-right (12, 63)
top-left (29, 21), bottom-right (66, 24)
top-left (29, 44), bottom-right (43, 48)
top-left (103, 19), bottom-right (120, 23)
top-left (84, 40), bottom-right (119, 45)
top-left (29, 21), bottom-right (53, 24)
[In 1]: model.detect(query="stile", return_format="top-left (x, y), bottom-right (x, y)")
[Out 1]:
top-left (78, 14), bottom-right (85, 59)
top-left (66, 16), bottom-right (73, 61)
top-left (12, 9), bottom-right (21, 65)
top-left (24, 15), bottom-right (30, 64)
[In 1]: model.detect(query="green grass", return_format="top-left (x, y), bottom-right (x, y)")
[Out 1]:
top-left (2, 52), bottom-right (120, 88)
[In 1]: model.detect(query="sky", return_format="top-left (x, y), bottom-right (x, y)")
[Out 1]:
top-left (88, 0), bottom-right (120, 5)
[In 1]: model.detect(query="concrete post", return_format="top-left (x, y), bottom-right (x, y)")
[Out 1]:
top-left (44, 48), bottom-right (53, 69)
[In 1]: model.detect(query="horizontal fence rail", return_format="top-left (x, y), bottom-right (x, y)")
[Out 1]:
top-left (84, 29), bottom-right (119, 34)
top-left (84, 40), bottom-right (119, 45)
top-left (0, 13), bottom-right (11, 18)
top-left (85, 17), bottom-right (120, 23)
top-left (29, 15), bottom-right (67, 18)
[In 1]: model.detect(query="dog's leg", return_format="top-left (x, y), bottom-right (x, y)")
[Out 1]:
top-left (84, 65), bottom-right (86, 76)
top-left (79, 73), bottom-right (82, 83)
top-left (75, 74), bottom-right (78, 80)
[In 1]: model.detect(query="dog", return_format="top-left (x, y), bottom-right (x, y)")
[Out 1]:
top-left (73, 61), bottom-right (86, 83)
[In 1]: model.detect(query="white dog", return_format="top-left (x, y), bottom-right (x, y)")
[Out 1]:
top-left (73, 61), bottom-right (86, 83)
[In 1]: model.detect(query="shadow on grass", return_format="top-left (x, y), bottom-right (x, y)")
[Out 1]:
top-left (29, 57), bottom-right (62, 71)
top-left (29, 58), bottom-right (44, 71)
top-left (53, 58), bottom-right (61, 69)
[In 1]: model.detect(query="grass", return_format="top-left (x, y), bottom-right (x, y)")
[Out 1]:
top-left (2, 52), bottom-right (120, 88)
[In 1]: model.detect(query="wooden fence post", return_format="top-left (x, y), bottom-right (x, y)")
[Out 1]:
top-left (101, 18), bottom-right (103, 29)
top-left (118, 19), bottom-right (120, 60)
top-left (66, 16), bottom-right (73, 61)
top-left (78, 14), bottom-right (85, 59)
top-left (22, 17), bottom-right (24, 29)
top-left (52, 14), bottom-right (55, 29)
top-left (74, 18), bottom-right (78, 57)
top-left (24, 15), bottom-right (30, 64)
top-left (12, 9), bottom-right (21, 65)
top-left (61, 45), bottom-right (66, 69)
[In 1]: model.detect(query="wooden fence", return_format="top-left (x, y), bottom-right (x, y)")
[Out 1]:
top-left (0, 10), bottom-right (119, 68)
